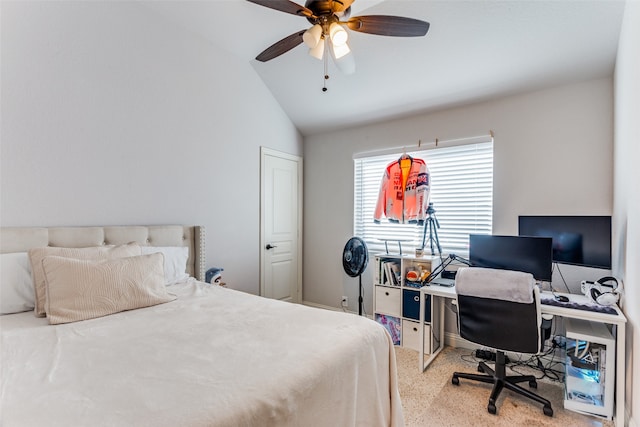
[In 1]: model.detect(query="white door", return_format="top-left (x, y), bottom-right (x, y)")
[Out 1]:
top-left (260, 147), bottom-right (302, 302)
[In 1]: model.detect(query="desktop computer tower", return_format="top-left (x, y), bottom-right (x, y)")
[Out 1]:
top-left (564, 318), bottom-right (615, 419)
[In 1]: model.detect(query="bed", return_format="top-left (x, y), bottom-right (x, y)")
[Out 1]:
top-left (0, 225), bottom-right (403, 427)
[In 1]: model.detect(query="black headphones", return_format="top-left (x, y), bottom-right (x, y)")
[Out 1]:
top-left (584, 276), bottom-right (621, 306)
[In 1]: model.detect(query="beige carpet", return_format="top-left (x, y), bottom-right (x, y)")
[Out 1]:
top-left (395, 346), bottom-right (614, 427)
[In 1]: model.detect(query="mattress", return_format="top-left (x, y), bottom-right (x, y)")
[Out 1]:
top-left (0, 280), bottom-right (403, 426)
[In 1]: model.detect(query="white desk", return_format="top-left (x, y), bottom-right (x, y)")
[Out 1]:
top-left (418, 285), bottom-right (627, 426)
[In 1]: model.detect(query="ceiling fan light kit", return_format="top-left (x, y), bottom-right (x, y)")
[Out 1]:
top-left (247, 0), bottom-right (430, 90)
top-left (303, 23), bottom-right (323, 48)
top-left (331, 46), bottom-right (356, 75)
top-left (330, 41), bottom-right (350, 59)
top-left (308, 37), bottom-right (325, 59)
top-left (329, 22), bottom-right (348, 46)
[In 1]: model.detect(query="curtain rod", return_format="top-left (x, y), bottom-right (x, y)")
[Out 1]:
top-left (352, 131), bottom-right (494, 159)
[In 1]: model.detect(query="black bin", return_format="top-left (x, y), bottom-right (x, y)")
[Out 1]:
top-left (403, 288), bottom-right (431, 321)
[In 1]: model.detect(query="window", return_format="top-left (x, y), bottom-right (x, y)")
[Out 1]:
top-left (354, 139), bottom-right (493, 256)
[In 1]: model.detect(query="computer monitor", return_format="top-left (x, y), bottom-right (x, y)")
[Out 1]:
top-left (518, 216), bottom-right (612, 269)
top-left (469, 234), bottom-right (553, 282)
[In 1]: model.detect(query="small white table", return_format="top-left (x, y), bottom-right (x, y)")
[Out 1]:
top-left (418, 285), bottom-right (627, 426)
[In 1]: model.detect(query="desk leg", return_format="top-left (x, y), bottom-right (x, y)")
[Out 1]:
top-left (419, 290), bottom-right (425, 371)
top-left (419, 293), bottom-right (446, 372)
top-left (615, 322), bottom-right (625, 427)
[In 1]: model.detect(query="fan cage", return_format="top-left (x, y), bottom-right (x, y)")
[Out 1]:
top-left (343, 237), bottom-right (369, 277)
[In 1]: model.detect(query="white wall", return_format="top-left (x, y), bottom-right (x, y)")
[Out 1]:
top-left (614, 1), bottom-right (640, 425)
top-left (304, 78), bottom-right (613, 313)
top-left (0, 1), bottom-right (303, 294)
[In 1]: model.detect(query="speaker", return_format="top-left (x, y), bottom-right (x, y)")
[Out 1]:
top-left (580, 276), bottom-right (622, 306)
top-left (541, 314), bottom-right (552, 341)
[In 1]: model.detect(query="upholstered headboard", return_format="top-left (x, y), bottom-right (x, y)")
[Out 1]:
top-left (0, 225), bottom-right (206, 281)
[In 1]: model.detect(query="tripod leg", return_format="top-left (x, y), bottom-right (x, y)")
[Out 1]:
top-left (429, 221), bottom-right (435, 255)
top-left (421, 221), bottom-right (428, 249)
top-left (433, 224), bottom-right (442, 255)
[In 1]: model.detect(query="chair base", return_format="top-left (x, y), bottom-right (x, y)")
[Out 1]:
top-left (452, 351), bottom-right (553, 417)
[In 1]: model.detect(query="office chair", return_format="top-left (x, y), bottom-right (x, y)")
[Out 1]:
top-left (451, 267), bottom-right (553, 417)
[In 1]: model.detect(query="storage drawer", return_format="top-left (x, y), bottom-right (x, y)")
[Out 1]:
top-left (402, 288), bottom-right (430, 321)
top-left (375, 286), bottom-right (401, 317)
top-left (402, 320), bottom-right (431, 353)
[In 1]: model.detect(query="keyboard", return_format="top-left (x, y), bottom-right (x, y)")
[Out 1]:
top-left (541, 298), bottom-right (618, 315)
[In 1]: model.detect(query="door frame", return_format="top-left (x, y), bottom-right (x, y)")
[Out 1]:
top-left (259, 146), bottom-right (303, 301)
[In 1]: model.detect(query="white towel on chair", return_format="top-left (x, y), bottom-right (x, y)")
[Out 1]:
top-left (455, 267), bottom-right (534, 304)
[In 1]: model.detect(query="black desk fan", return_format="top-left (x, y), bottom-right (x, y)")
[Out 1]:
top-left (342, 237), bottom-right (369, 316)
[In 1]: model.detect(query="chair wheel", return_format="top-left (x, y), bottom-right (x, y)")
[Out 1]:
top-left (543, 405), bottom-right (553, 417)
top-left (488, 403), bottom-right (497, 414)
top-left (529, 380), bottom-right (537, 388)
top-left (452, 376), bottom-right (459, 385)
top-left (477, 365), bottom-right (483, 372)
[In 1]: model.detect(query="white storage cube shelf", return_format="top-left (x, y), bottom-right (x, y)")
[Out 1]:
top-left (373, 254), bottom-right (436, 350)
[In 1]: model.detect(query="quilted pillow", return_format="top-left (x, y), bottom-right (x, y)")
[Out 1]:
top-left (42, 253), bottom-right (175, 325)
top-left (29, 243), bottom-right (141, 317)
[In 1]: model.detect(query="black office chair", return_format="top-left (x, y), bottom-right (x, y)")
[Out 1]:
top-left (451, 267), bottom-right (553, 417)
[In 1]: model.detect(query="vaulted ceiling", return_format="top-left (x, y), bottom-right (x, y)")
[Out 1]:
top-left (142, 0), bottom-right (626, 135)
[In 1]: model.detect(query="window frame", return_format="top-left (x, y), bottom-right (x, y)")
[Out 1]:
top-left (353, 136), bottom-right (494, 257)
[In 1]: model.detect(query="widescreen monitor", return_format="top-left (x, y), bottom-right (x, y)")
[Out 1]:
top-left (518, 216), bottom-right (611, 269)
top-left (469, 234), bottom-right (553, 282)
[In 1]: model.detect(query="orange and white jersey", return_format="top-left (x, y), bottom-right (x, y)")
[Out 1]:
top-left (374, 157), bottom-right (430, 224)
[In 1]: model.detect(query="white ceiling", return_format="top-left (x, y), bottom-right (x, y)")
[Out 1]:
top-left (141, 0), bottom-right (626, 136)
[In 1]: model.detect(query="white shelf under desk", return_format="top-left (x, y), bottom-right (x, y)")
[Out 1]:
top-left (418, 285), bottom-right (627, 426)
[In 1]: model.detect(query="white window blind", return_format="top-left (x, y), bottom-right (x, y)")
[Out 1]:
top-left (354, 140), bottom-right (493, 255)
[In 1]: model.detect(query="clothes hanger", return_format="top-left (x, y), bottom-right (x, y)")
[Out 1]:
top-left (399, 147), bottom-right (411, 161)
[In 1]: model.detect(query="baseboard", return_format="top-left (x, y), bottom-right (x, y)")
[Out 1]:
top-left (444, 331), bottom-right (476, 350)
top-left (302, 300), bottom-right (374, 319)
top-left (302, 300), bottom-right (342, 311)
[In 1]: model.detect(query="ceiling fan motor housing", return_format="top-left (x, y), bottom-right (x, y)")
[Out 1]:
top-left (305, 0), bottom-right (352, 18)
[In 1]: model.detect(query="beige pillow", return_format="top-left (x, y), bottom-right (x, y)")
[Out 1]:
top-left (42, 253), bottom-right (175, 325)
top-left (29, 243), bottom-right (141, 317)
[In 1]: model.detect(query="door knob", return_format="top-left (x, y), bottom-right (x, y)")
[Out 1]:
top-left (266, 244), bottom-right (277, 250)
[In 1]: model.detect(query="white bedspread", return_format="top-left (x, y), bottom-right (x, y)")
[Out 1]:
top-left (1, 280), bottom-right (403, 427)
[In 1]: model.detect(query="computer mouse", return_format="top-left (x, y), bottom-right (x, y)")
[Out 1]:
top-left (555, 295), bottom-right (570, 303)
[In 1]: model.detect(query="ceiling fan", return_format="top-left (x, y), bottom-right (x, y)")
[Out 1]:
top-left (247, 0), bottom-right (430, 77)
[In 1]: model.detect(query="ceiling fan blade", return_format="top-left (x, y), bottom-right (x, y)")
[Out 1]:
top-left (256, 30), bottom-right (306, 62)
top-left (346, 15), bottom-right (430, 37)
top-left (246, 0), bottom-right (315, 18)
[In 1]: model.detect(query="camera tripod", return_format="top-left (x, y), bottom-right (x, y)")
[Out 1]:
top-left (421, 203), bottom-right (442, 255)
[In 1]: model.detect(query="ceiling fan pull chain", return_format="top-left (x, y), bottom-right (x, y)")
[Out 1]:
top-left (323, 38), bottom-right (329, 92)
